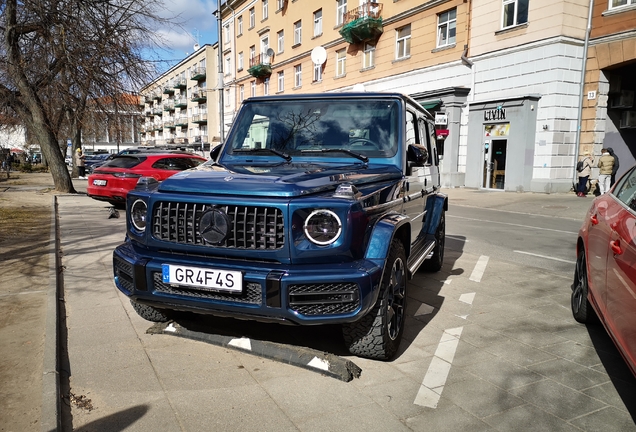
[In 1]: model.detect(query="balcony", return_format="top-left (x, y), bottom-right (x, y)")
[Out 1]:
top-left (154, 123), bottom-right (163, 131)
top-left (165, 138), bottom-right (175, 144)
top-left (190, 90), bottom-right (207, 102)
top-left (174, 116), bottom-right (188, 127)
top-left (173, 78), bottom-right (187, 89)
top-left (152, 107), bottom-right (162, 116)
top-left (144, 108), bottom-right (152, 116)
top-left (192, 113), bottom-right (208, 124)
top-left (163, 119), bottom-right (175, 128)
top-left (152, 92), bottom-right (162, 101)
top-left (163, 85), bottom-right (175, 94)
top-left (144, 95), bottom-right (153, 104)
top-left (163, 101), bottom-right (175, 111)
top-left (175, 137), bottom-right (189, 144)
top-left (174, 98), bottom-right (188, 108)
top-left (247, 54), bottom-right (272, 79)
top-left (191, 67), bottom-right (206, 80)
top-left (339, 2), bottom-right (383, 44)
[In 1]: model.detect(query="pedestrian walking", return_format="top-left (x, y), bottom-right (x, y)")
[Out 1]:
top-left (75, 148), bottom-right (86, 179)
top-left (597, 148), bottom-right (615, 194)
top-left (576, 152), bottom-right (593, 197)
top-left (5, 152), bottom-right (14, 178)
top-left (607, 147), bottom-right (619, 187)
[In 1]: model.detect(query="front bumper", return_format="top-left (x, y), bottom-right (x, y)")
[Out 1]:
top-left (113, 241), bottom-right (384, 325)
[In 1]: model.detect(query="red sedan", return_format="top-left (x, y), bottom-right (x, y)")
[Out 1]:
top-left (572, 165), bottom-right (636, 377)
top-left (87, 152), bottom-right (206, 207)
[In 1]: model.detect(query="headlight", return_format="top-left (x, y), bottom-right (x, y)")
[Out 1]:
top-left (303, 210), bottom-right (342, 245)
top-left (130, 199), bottom-right (148, 231)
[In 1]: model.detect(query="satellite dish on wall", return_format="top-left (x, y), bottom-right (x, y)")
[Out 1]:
top-left (311, 46), bottom-right (327, 65)
top-left (193, 43), bottom-right (200, 51)
top-left (266, 48), bottom-right (275, 57)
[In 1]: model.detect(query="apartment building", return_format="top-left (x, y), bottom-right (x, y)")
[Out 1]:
top-left (580, 0), bottom-right (636, 180)
top-left (218, 0), bottom-right (592, 192)
top-left (139, 44), bottom-right (220, 153)
top-left (81, 94), bottom-right (142, 154)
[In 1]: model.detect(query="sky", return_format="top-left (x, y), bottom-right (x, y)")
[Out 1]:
top-left (152, 0), bottom-right (221, 72)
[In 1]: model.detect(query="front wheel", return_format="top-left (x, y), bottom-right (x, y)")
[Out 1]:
top-left (571, 247), bottom-right (593, 323)
top-left (342, 239), bottom-right (407, 360)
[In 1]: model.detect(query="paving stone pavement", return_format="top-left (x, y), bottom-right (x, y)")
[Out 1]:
top-left (50, 186), bottom-right (636, 431)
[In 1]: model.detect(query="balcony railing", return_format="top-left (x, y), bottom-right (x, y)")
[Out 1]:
top-left (247, 53), bottom-right (273, 78)
top-left (152, 108), bottom-right (162, 115)
top-left (173, 78), bottom-right (187, 89)
top-left (163, 119), bottom-right (175, 128)
top-left (152, 92), bottom-right (162, 101)
top-left (339, 2), bottom-right (383, 44)
top-left (163, 85), bottom-right (175, 94)
top-left (175, 137), bottom-right (189, 144)
top-left (174, 116), bottom-right (188, 127)
top-left (192, 113), bottom-right (208, 124)
top-left (163, 101), bottom-right (174, 111)
top-left (190, 90), bottom-right (207, 102)
top-left (174, 98), bottom-right (188, 108)
top-left (144, 95), bottom-right (153, 103)
top-left (191, 67), bottom-right (206, 80)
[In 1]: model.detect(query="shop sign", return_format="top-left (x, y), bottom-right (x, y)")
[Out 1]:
top-left (484, 108), bottom-right (506, 121)
top-left (435, 113), bottom-right (448, 125)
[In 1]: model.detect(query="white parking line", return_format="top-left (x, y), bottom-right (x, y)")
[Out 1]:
top-left (459, 292), bottom-right (476, 305)
top-left (513, 250), bottom-right (575, 264)
top-left (469, 255), bottom-right (489, 282)
top-left (448, 214), bottom-right (578, 235)
top-left (414, 327), bottom-right (464, 408)
top-left (415, 303), bottom-right (436, 316)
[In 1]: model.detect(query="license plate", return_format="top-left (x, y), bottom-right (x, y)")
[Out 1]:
top-left (161, 264), bottom-right (242, 293)
top-left (92, 179), bottom-right (107, 186)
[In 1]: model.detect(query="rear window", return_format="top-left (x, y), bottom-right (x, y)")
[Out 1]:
top-left (100, 156), bottom-right (145, 169)
top-left (151, 157), bottom-right (204, 170)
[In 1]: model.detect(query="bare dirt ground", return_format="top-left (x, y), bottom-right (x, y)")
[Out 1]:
top-left (0, 171), bottom-right (57, 432)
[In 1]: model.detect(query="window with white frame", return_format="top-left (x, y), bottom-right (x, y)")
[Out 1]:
top-left (238, 52), bottom-right (244, 70)
top-left (261, 35), bottom-right (269, 56)
top-left (277, 0), bottom-right (285, 10)
top-left (238, 16), bottom-right (243, 35)
top-left (277, 30), bottom-right (284, 53)
top-left (239, 85), bottom-right (244, 102)
top-left (502, 0), bottom-right (529, 29)
top-left (225, 56), bottom-right (231, 74)
top-left (437, 9), bottom-right (456, 47)
top-left (336, 0), bottom-right (347, 26)
top-left (277, 71), bottom-right (285, 92)
top-left (249, 7), bottom-right (255, 28)
top-left (336, 49), bottom-right (346, 77)
top-left (225, 88), bottom-right (230, 106)
top-left (362, 43), bottom-right (375, 69)
top-left (314, 9), bottom-right (322, 37)
top-left (313, 63), bottom-right (322, 82)
top-left (263, 0), bottom-right (269, 19)
top-left (250, 45), bottom-right (256, 62)
top-left (396, 24), bottom-right (411, 59)
top-left (610, 0), bottom-right (635, 7)
top-left (223, 25), bottom-right (230, 44)
top-left (264, 77), bottom-right (270, 95)
top-left (294, 21), bottom-right (302, 45)
top-left (294, 64), bottom-right (302, 87)
top-left (251, 81), bottom-right (256, 97)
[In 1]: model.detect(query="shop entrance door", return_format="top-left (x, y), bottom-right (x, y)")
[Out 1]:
top-left (482, 139), bottom-right (507, 189)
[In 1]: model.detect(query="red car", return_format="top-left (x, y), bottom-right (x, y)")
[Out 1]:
top-left (87, 152), bottom-right (206, 207)
top-left (572, 165), bottom-right (636, 377)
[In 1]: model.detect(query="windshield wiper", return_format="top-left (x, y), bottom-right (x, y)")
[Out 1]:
top-left (300, 148), bottom-right (369, 163)
top-left (233, 148), bottom-right (292, 162)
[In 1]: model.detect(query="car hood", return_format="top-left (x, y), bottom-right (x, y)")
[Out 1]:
top-left (157, 162), bottom-right (403, 197)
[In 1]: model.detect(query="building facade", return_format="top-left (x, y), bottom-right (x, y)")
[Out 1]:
top-left (139, 44), bottom-right (220, 154)
top-left (580, 0), bottom-right (636, 181)
top-left (218, 0), bottom-right (597, 192)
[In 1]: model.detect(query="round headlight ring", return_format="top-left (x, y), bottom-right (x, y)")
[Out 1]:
top-left (130, 199), bottom-right (148, 232)
top-left (303, 209), bottom-right (342, 246)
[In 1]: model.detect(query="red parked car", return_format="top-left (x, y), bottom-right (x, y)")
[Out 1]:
top-left (572, 165), bottom-right (636, 377)
top-left (87, 152), bottom-right (206, 207)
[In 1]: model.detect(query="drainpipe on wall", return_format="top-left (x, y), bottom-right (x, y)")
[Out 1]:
top-left (214, 9), bottom-right (225, 143)
top-left (573, 0), bottom-right (595, 184)
top-left (461, 45), bottom-right (475, 103)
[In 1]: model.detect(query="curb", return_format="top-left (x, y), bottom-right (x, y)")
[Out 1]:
top-left (147, 321), bottom-right (363, 382)
top-left (41, 195), bottom-right (60, 431)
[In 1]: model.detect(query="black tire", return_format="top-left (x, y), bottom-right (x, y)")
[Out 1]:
top-left (131, 300), bottom-right (170, 322)
top-left (343, 239), bottom-right (407, 360)
top-left (422, 211), bottom-right (445, 272)
top-left (571, 247), bottom-right (593, 323)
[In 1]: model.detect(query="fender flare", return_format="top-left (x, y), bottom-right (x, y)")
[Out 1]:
top-left (423, 193), bottom-right (448, 237)
top-left (365, 213), bottom-right (411, 261)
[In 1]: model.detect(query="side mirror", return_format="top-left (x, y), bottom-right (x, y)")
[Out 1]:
top-left (210, 144), bottom-right (222, 161)
top-left (407, 144), bottom-right (428, 166)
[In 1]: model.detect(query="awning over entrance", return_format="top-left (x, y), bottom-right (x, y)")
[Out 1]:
top-left (420, 99), bottom-right (442, 111)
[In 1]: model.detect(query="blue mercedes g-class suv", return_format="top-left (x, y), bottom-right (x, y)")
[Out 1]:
top-left (113, 92), bottom-right (447, 360)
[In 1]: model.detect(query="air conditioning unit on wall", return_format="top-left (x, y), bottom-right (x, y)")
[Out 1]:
top-left (620, 111), bottom-right (636, 129)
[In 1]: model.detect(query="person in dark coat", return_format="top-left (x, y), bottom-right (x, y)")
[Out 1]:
top-left (607, 147), bottom-right (619, 187)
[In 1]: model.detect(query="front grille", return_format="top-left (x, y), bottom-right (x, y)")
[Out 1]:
top-left (114, 256), bottom-right (134, 293)
top-left (152, 272), bottom-right (262, 305)
top-left (288, 282), bottom-right (360, 316)
top-left (152, 201), bottom-right (284, 250)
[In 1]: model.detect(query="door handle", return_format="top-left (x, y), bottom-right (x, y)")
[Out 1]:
top-left (610, 239), bottom-right (623, 255)
top-left (590, 214), bottom-right (598, 225)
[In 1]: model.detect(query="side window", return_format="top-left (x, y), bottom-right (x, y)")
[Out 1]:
top-left (405, 111), bottom-right (417, 145)
top-left (614, 167), bottom-right (636, 211)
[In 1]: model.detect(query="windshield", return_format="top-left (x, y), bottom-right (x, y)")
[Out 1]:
top-left (226, 99), bottom-right (399, 160)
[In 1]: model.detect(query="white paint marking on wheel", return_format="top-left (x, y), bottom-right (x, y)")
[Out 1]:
top-left (228, 337), bottom-right (252, 351)
top-left (469, 255), bottom-right (489, 282)
top-left (165, 323), bottom-right (177, 333)
top-left (307, 356), bottom-right (330, 371)
top-left (415, 303), bottom-right (436, 316)
top-left (414, 327), bottom-right (463, 408)
top-left (513, 250), bottom-right (576, 264)
top-left (459, 292), bottom-right (476, 305)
